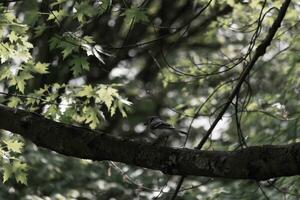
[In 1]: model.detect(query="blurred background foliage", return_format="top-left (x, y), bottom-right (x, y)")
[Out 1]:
top-left (0, 0), bottom-right (300, 199)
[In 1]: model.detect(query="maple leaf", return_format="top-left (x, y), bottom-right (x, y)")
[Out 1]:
top-left (69, 56), bottom-right (90, 76)
top-left (2, 163), bottom-right (12, 183)
top-left (8, 31), bottom-right (18, 43)
top-left (3, 139), bottom-right (24, 153)
top-left (13, 161), bottom-right (28, 185)
top-left (77, 85), bottom-right (95, 98)
top-left (15, 172), bottom-right (27, 185)
top-left (33, 62), bottom-right (49, 74)
top-left (96, 86), bottom-right (118, 109)
top-left (7, 96), bottom-right (21, 108)
top-left (123, 7), bottom-right (149, 23)
top-left (83, 106), bottom-right (100, 129)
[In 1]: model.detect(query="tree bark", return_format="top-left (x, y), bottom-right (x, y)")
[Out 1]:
top-left (0, 104), bottom-right (300, 180)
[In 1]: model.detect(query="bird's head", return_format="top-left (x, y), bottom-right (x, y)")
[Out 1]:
top-left (144, 116), bottom-right (159, 125)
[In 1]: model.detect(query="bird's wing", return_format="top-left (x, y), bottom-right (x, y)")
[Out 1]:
top-left (152, 119), bottom-right (174, 129)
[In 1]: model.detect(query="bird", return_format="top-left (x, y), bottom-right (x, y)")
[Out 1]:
top-left (144, 116), bottom-right (187, 137)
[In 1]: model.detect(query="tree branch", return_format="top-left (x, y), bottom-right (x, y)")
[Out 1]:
top-left (0, 104), bottom-right (300, 180)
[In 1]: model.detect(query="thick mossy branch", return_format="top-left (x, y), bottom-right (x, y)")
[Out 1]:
top-left (0, 104), bottom-right (300, 180)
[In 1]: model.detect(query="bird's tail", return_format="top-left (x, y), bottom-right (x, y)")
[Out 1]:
top-left (178, 130), bottom-right (188, 135)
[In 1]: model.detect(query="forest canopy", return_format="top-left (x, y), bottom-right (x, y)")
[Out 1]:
top-left (0, 0), bottom-right (300, 199)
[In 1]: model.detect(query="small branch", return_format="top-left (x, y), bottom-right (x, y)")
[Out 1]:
top-left (172, 0), bottom-right (291, 198)
top-left (196, 0), bottom-right (291, 150)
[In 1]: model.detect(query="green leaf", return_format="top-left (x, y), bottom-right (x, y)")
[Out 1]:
top-left (83, 36), bottom-right (95, 44)
top-left (2, 161), bottom-right (28, 185)
top-left (118, 97), bottom-right (133, 106)
top-left (0, 43), bottom-right (12, 63)
top-left (123, 7), bottom-right (149, 23)
top-left (0, 66), bottom-right (12, 80)
top-left (34, 24), bottom-right (46, 37)
top-left (3, 139), bottom-right (24, 153)
top-left (184, 108), bottom-right (194, 116)
top-left (8, 31), bottom-right (18, 43)
top-left (25, 95), bottom-right (39, 106)
top-left (12, 71), bottom-right (34, 93)
top-left (98, 0), bottom-right (110, 15)
top-left (7, 96), bottom-right (21, 108)
top-left (83, 106), bottom-right (100, 129)
top-left (14, 49), bottom-right (31, 63)
top-left (47, 10), bottom-right (66, 22)
top-left (19, 71), bottom-right (33, 81)
top-left (77, 85), bottom-right (95, 98)
top-left (20, 36), bottom-right (33, 49)
top-left (60, 107), bottom-right (76, 123)
top-left (118, 101), bottom-right (127, 117)
top-left (74, 2), bottom-right (96, 23)
top-left (2, 163), bottom-right (13, 183)
top-left (50, 35), bottom-right (80, 58)
top-left (58, 39), bottom-right (79, 59)
top-left (12, 161), bottom-right (27, 172)
top-left (16, 79), bottom-right (25, 93)
top-left (33, 62), bottom-right (49, 74)
top-left (14, 171), bottom-right (27, 185)
top-left (96, 86), bottom-right (118, 110)
top-left (110, 103), bottom-right (117, 117)
top-left (0, 149), bottom-right (5, 158)
top-left (12, 161), bottom-right (28, 185)
top-left (49, 36), bottom-right (61, 50)
top-left (44, 104), bottom-right (59, 118)
top-left (69, 56), bottom-right (90, 76)
top-left (50, 0), bottom-right (68, 7)
top-left (62, 48), bottom-right (72, 59)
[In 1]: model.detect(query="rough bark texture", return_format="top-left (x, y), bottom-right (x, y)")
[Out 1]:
top-left (0, 104), bottom-right (300, 180)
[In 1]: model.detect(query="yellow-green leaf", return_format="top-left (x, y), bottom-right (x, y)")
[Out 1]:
top-left (12, 161), bottom-right (28, 185)
top-left (7, 96), bottom-right (21, 108)
top-left (14, 171), bottom-right (27, 185)
top-left (2, 163), bottom-right (13, 183)
top-left (8, 31), bottom-right (18, 43)
top-left (96, 86), bottom-right (117, 109)
top-left (77, 85), bottom-right (95, 98)
top-left (83, 106), bottom-right (100, 129)
top-left (33, 62), bottom-right (49, 74)
top-left (3, 139), bottom-right (24, 153)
